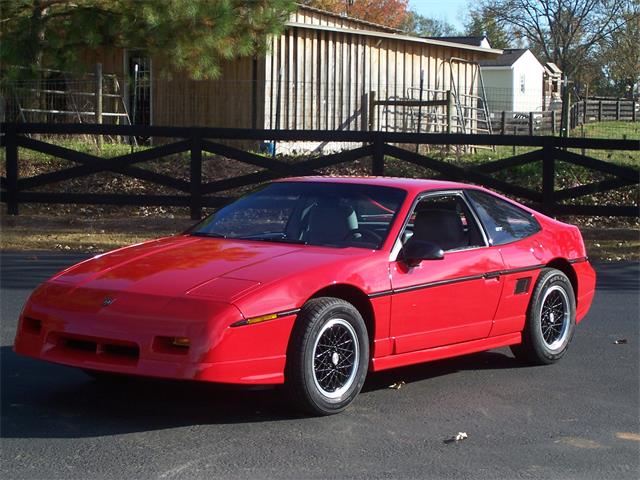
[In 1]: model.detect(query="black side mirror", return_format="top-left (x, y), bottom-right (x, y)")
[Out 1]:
top-left (400, 239), bottom-right (444, 267)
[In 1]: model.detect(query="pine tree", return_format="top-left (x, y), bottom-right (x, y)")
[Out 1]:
top-left (0, 0), bottom-right (296, 80)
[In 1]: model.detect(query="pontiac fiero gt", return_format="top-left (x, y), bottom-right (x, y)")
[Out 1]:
top-left (14, 177), bottom-right (596, 414)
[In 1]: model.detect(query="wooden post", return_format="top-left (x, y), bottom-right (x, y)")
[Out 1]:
top-left (583, 99), bottom-right (587, 125)
top-left (446, 90), bottom-right (453, 134)
top-left (131, 63), bottom-right (139, 152)
top-left (512, 125), bottom-right (517, 155)
top-left (372, 136), bottom-right (384, 176)
top-left (616, 100), bottom-right (621, 120)
top-left (362, 92), bottom-right (368, 134)
top-left (633, 101), bottom-right (637, 122)
top-left (559, 76), bottom-right (570, 137)
top-left (598, 100), bottom-right (603, 122)
top-left (95, 62), bottom-right (103, 149)
top-left (529, 112), bottom-right (534, 136)
top-left (368, 91), bottom-right (376, 131)
top-left (542, 139), bottom-right (555, 215)
top-left (501, 111), bottom-right (506, 135)
top-left (415, 70), bottom-right (424, 153)
top-left (251, 57), bottom-right (258, 129)
top-left (273, 67), bottom-right (282, 158)
top-left (190, 135), bottom-right (202, 220)
top-left (551, 110), bottom-right (557, 135)
top-left (5, 125), bottom-right (19, 215)
top-left (113, 76), bottom-right (120, 126)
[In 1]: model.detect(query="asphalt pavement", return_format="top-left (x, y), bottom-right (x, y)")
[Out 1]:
top-left (1, 252), bottom-right (638, 479)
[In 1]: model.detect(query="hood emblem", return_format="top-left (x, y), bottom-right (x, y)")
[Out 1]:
top-left (102, 296), bottom-right (115, 307)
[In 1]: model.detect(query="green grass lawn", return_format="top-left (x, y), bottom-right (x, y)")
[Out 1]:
top-left (577, 120), bottom-right (640, 141)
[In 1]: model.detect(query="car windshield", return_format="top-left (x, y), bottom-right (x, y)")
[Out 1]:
top-left (190, 182), bottom-right (406, 249)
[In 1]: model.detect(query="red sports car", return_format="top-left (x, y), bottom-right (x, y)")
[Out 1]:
top-left (14, 177), bottom-right (596, 415)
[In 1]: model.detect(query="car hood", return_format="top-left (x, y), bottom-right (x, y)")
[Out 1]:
top-left (50, 235), bottom-right (304, 298)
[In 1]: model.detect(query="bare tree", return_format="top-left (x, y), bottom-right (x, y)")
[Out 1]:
top-left (601, 1), bottom-right (640, 97)
top-left (482, 0), bottom-right (630, 81)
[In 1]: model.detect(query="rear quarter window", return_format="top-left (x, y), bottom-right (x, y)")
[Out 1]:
top-left (466, 190), bottom-right (541, 245)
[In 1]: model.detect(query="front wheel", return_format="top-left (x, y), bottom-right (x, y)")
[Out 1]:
top-left (286, 297), bottom-right (369, 415)
top-left (511, 268), bottom-right (576, 365)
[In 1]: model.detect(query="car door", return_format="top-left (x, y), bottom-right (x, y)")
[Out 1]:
top-left (389, 191), bottom-right (505, 354)
top-left (464, 189), bottom-right (545, 337)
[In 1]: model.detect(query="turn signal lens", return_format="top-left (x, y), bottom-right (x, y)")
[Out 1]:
top-left (171, 337), bottom-right (190, 347)
top-left (246, 313), bottom-right (278, 325)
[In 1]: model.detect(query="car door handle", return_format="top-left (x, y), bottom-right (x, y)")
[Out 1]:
top-left (483, 271), bottom-right (501, 280)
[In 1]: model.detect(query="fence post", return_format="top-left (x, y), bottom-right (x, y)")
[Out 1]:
top-left (415, 70), bottom-right (424, 153)
top-left (529, 112), bottom-right (534, 136)
top-left (551, 110), bottom-right (557, 135)
top-left (501, 111), bottom-right (506, 135)
top-left (95, 62), bottom-right (103, 149)
top-left (598, 101), bottom-right (603, 122)
top-left (362, 92), bottom-right (369, 134)
top-left (446, 90), bottom-right (453, 134)
top-left (190, 134), bottom-right (202, 220)
top-left (542, 139), bottom-right (555, 215)
top-left (372, 136), bottom-right (384, 176)
top-left (583, 99), bottom-right (587, 125)
top-left (560, 77), bottom-right (570, 137)
top-left (5, 125), bottom-right (19, 215)
top-left (633, 101), bottom-right (637, 122)
top-left (273, 67), bottom-right (283, 158)
top-left (368, 91), bottom-right (376, 131)
top-left (616, 100), bottom-right (621, 120)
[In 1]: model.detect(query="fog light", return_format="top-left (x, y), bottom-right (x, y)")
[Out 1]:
top-left (171, 337), bottom-right (190, 347)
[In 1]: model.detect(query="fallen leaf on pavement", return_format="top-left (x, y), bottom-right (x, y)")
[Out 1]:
top-left (444, 432), bottom-right (468, 444)
top-left (388, 381), bottom-right (405, 390)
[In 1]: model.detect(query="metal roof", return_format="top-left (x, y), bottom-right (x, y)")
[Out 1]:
top-left (285, 22), bottom-right (503, 56)
top-left (426, 36), bottom-right (488, 46)
top-left (296, 4), bottom-right (401, 33)
top-left (478, 49), bottom-right (529, 67)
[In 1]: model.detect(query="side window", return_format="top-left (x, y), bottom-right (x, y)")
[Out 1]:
top-left (405, 194), bottom-right (485, 251)
top-left (466, 190), bottom-right (541, 245)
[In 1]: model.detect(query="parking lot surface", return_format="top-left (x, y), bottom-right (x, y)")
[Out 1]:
top-left (1, 252), bottom-right (638, 479)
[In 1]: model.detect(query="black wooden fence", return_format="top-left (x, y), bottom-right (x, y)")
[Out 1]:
top-left (1, 123), bottom-right (638, 219)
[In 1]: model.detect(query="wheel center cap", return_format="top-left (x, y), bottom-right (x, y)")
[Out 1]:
top-left (331, 352), bottom-right (340, 366)
top-left (550, 312), bottom-right (555, 323)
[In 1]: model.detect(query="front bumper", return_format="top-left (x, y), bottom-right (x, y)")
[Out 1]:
top-left (14, 284), bottom-right (297, 385)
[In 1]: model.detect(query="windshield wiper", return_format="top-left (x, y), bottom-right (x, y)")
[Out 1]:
top-left (190, 232), bottom-right (227, 238)
top-left (235, 235), bottom-right (308, 245)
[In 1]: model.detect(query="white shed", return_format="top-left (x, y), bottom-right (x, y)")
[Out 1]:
top-left (479, 49), bottom-right (545, 114)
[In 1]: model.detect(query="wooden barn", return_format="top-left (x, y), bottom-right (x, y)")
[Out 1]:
top-left (63, 5), bottom-right (503, 139)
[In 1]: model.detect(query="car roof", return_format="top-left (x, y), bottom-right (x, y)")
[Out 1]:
top-left (277, 176), bottom-right (474, 195)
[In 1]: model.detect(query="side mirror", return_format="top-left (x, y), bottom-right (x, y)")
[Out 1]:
top-left (400, 239), bottom-right (444, 267)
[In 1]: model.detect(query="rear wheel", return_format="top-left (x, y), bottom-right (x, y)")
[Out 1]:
top-left (511, 268), bottom-right (576, 365)
top-left (286, 297), bottom-right (369, 415)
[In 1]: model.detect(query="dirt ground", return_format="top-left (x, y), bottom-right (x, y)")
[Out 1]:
top-left (1, 213), bottom-right (637, 261)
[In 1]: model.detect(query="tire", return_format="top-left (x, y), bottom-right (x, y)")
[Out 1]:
top-left (286, 297), bottom-right (369, 415)
top-left (511, 268), bottom-right (576, 365)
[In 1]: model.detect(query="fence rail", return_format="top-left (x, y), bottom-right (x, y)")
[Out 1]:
top-left (1, 123), bottom-right (638, 219)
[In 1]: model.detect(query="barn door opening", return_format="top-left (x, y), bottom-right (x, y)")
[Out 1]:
top-left (125, 50), bottom-right (152, 127)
